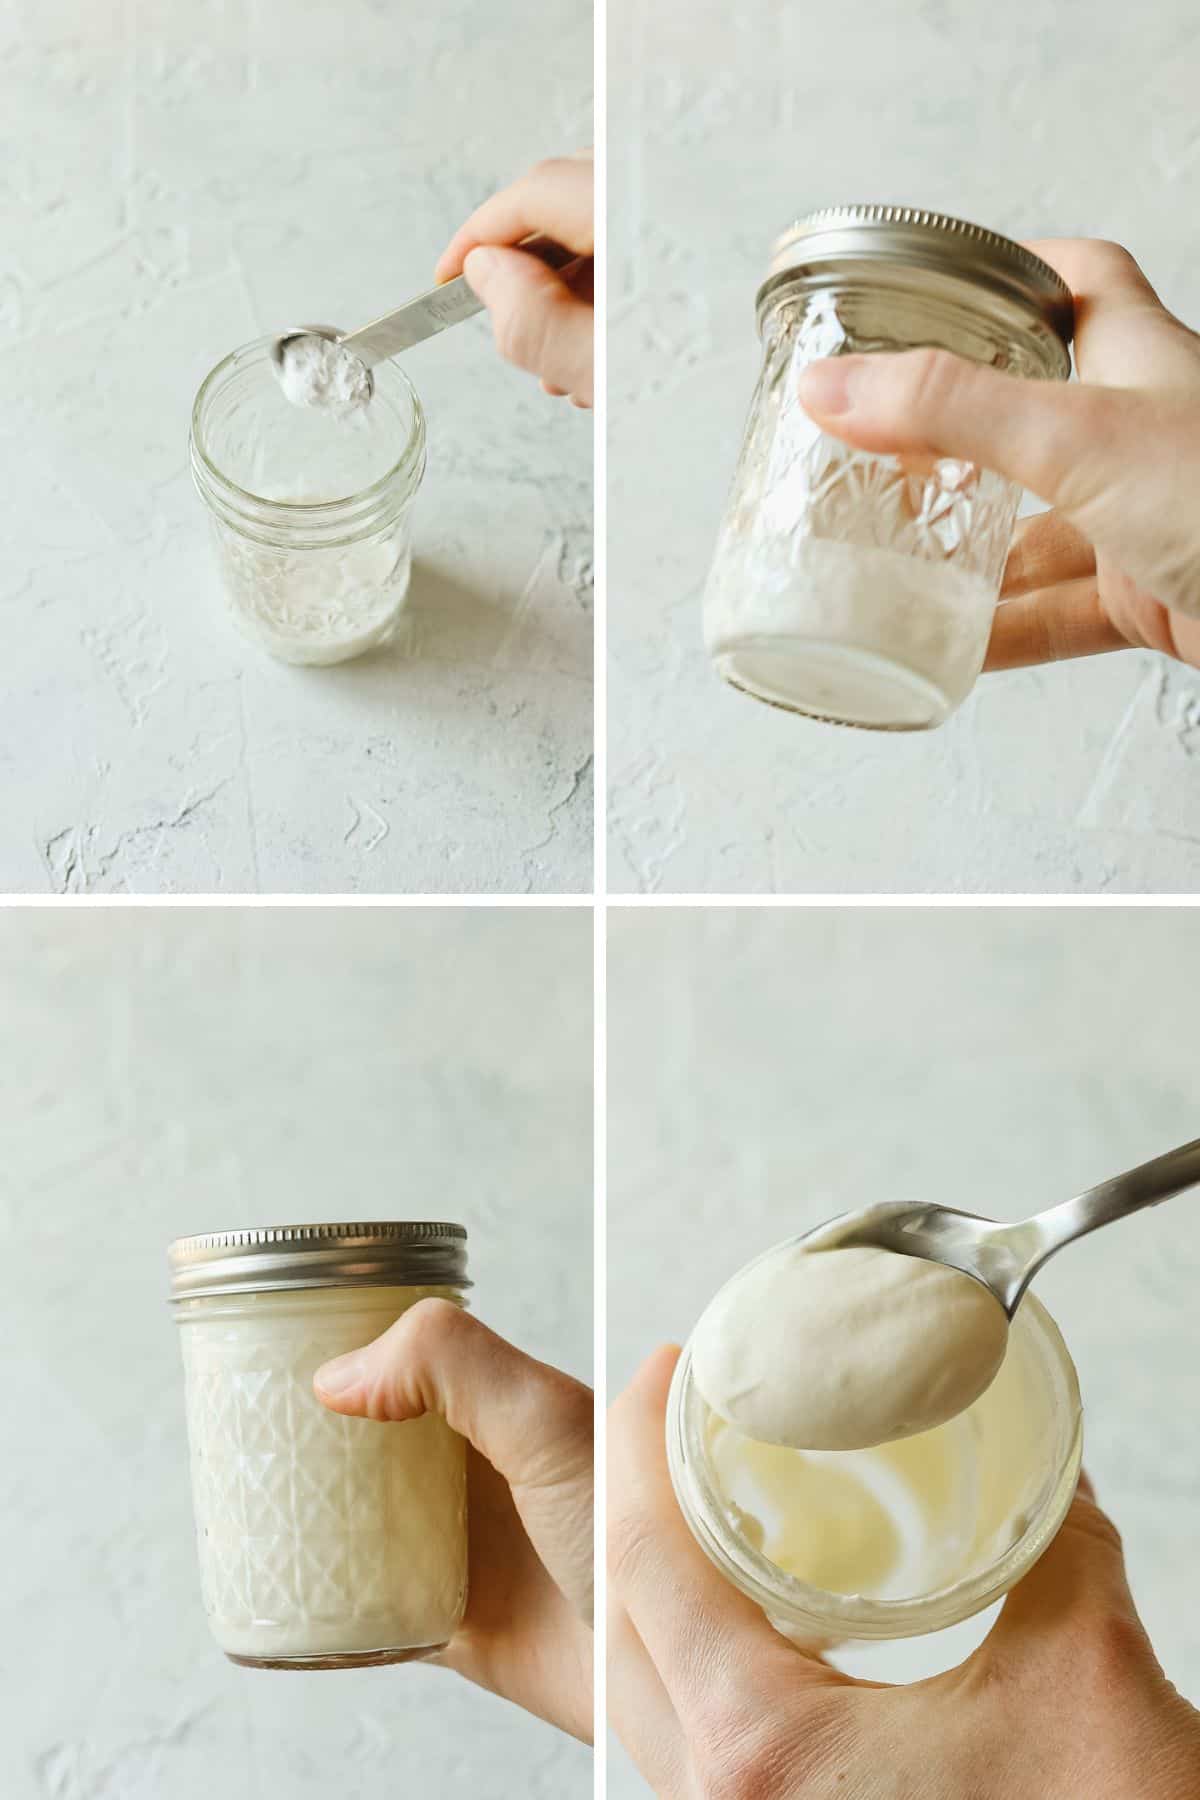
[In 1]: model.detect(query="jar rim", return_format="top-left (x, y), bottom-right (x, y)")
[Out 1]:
top-left (757, 203), bottom-right (1074, 373)
top-left (189, 336), bottom-right (427, 546)
top-left (667, 1248), bottom-right (1082, 1642)
top-left (167, 1220), bottom-right (470, 1302)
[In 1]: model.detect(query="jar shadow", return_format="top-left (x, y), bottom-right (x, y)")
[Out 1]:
top-left (307, 555), bottom-right (591, 685)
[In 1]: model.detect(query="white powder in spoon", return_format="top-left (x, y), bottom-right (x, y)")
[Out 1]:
top-left (277, 334), bottom-right (372, 418)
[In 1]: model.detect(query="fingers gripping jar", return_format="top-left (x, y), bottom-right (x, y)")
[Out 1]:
top-left (168, 1222), bottom-right (469, 1670)
top-left (704, 207), bottom-right (1074, 729)
top-left (189, 340), bottom-right (425, 666)
top-left (667, 1232), bottom-right (1083, 1647)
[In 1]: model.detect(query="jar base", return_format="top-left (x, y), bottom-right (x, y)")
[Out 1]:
top-left (228, 604), bottom-right (405, 668)
top-left (225, 1641), bottom-right (449, 1672)
top-left (715, 640), bottom-right (952, 731)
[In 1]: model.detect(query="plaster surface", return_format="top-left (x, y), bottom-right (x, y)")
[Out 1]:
top-left (0, 0), bottom-right (593, 895)
top-left (0, 907), bottom-right (593, 1799)
top-left (608, 0), bottom-right (1200, 893)
top-left (608, 906), bottom-right (1200, 1794)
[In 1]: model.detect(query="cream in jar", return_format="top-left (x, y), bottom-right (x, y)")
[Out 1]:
top-left (669, 1232), bottom-right (1082, 1642)
top-left (190, 339), bottom-right (425, 665)
top-left (169, 1223), bottom-right (469, 1669)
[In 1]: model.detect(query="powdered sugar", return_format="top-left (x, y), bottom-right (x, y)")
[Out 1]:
top-left (277, 334), bottom-right (373, 418)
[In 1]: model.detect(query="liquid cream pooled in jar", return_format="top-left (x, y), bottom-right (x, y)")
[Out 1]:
top-left (691, 1241), bottom-right (1009, 1452)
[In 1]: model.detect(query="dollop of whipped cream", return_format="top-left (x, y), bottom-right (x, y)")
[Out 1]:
top-left (276, 334), bottom-right (372, 418)
top-left (691, 1241), bottom-right (1009, 1452)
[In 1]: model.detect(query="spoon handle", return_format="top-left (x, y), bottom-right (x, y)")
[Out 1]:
top-left (341, 236), bottom-right (585, 367)
top-left (1022, 1134), bottom-right (1200, 1286)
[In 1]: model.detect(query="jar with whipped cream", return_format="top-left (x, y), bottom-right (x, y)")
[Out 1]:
top-left (667, 1231), bottom-right (1082, 1646)
top-left (704, 206), bottom-right (1074, 729)
top-left (168, 1222), bottom-right (469, 1670)
top-left (189, 339), bottom-right (425, 665)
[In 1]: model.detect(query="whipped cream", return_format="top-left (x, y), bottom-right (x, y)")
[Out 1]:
top-left (691, 1240), bottom-right (1009, 1452)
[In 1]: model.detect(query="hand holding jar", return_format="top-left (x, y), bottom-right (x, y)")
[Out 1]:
top-left (435, 152), bottom-right (595, 407)
top-left (799, 239), bottom-right (1200, 671)
top-left (608, 1346), bottom-right (1200, 1800)
top-left (315, 1298), bottom-right (594, 1742)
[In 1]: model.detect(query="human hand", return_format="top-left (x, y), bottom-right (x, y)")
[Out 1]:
top-left (436, 151), bottom-right (594, 407)
top-left (609, 1346), bottom-right (1200, 1799)
top-left (797, 240), bottom-right (1200, 670)
top-left (315, 1299), bottom-right (593, 1742)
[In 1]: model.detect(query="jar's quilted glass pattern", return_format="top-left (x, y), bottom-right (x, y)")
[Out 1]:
top-left (721, 312), bottom-right (1020, 591)
top-left (210, 513), bottom-right (413, 667)
top-left (179, 1293), bottom-right (467, 1662)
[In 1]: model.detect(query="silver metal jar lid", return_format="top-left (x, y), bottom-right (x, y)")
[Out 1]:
top-left (759, 204), bottom-right (1074, 353)
top-left (167, 1221), bottom-right (470, 1301)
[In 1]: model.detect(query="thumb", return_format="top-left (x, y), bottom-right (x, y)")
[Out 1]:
top-left (315, 1299), bottom-right (594, 1617)
top-left (797, 348), bottom-right (1147, 518)
top-left (986, 1474), bottom-right (1155, 1668)
top-left (314, 1298), bottom-right (591, 1487)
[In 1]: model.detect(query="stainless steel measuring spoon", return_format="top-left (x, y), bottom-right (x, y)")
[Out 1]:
top-left (269, 235), bottom-right (585, 398)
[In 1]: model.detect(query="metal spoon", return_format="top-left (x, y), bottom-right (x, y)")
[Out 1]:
top-left (269, 235), bottom-right (585, 400)
top-left (805, 1134), bottom-right (1200, 1316)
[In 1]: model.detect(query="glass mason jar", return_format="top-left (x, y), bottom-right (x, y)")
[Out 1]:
top-left (168, 1222), bottom-right (469, 1670)
top-left (704, 206), bottom-right (1074, 730)
top-left (189, 338), bottom-right (426, 666)
top-left (667, 1233), bottom-right (1082, 1647)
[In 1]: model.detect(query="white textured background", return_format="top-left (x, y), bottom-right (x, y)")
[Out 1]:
top-left (609, 0), bottom-right (1200, 894)
top-left (0, 0), bottom-right (593, 895)
top-left (0, 906), bottom-right (592, 1799)
top-left (609, 906), bottom-right (1200, 1794)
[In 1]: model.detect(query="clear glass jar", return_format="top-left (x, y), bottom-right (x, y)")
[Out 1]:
top-left (705, 207), bottom-right (1074, 729)
top-left (168, 1222), bottom-right (469, 1670)
top-left (667, 1234), bottom-right (1082, 1647)
top-left (189, 339), bottom-right (425, 666)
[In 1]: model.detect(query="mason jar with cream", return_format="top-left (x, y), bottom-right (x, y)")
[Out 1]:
top-left (704, 206), bottom-right (1075, 729)
top-left (189, 339), bottom-right (425, 665)
top-left (667, 1229), bottom-right (1082, 1646)
top-left (168, 1221), bottom-right (469, 1669)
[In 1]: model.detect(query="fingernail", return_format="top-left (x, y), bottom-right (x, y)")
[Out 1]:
top-left (314, 1351), bottom-right (364, 1397)
top-left (463, 246), bottom-right (498, 287)
top-left (798, 356), bottom-right (864, 417)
